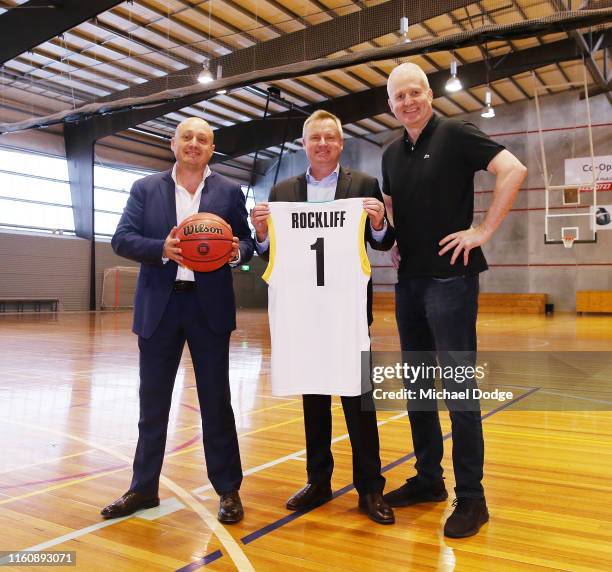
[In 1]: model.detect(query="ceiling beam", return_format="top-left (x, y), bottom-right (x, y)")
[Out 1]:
top-left (2, 10), bottom-right (611, 135)
top-left (210, 31), bottom-right (612, 161)
top-left (549, 0), bottom-right (611, 103)
top-left (0, 0), bottom-right (123, 65)
top-left (100, 0), bottom-right (476, 103)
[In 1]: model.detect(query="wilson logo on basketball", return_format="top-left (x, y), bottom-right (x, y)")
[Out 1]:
top-left (183, 223), bottom-right (223, 236)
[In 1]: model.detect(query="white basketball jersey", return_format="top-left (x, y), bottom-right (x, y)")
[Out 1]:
top-left (263, 198), bottom-right (371, 396)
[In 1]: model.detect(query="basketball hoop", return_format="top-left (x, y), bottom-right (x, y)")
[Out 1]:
top-left (562, 235), bottom-right (575, 248)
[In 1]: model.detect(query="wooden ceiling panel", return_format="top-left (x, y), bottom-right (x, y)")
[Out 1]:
top-left (522, 1), bottom-right (555, 20)
top-left (490, 78), bottom-right (526, 102)
top-left (328, 4), bottom-right (360, 19)
top-left (320, 69), bottom-right (368, 91)
top-left (272, 78), bottom-right (325, 102)
top-left (297, 74), bottom-right (350, 98)
top-left (427, 13), bottom-right (456, 36)
top-left (354, 117), bottom-right (385, 133)
top-left (342, 63), bottom-right (387, 85)
top-left (212, 1), bottom-right (297, 35)
top-left (238, 0), bottom-right (307, 25)
top-left (432, 97), bottom-right (464, 116)
top-left (143, 0), bottom-right (187, 13)
top-left (455, 45), bottom-right (486, 62)
top-left (446, 90), bottom-right (480, 112)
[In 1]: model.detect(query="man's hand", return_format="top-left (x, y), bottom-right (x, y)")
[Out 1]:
top-left (163, 226), bottom-right (183, 264)
top-left (230, 236), bottom-right (240, 262)
top-left (251, 203), bottom-right (270, 242)
top-left (362, 197), bottom-right (385, 231)
top-left (438, 225), bottom-right (492, 266)
top-left (390, 243), bottom-right (401, 269)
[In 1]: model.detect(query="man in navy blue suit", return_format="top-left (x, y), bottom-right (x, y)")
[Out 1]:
top-left (102, 117), bottom-right (254, 524)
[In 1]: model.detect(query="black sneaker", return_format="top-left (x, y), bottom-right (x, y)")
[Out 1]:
top-left (444, 497), bottom-right (489, 538)
top-left (383, 476), bottom-right (448, 507)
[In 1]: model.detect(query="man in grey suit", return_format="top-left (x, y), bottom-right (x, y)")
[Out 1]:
top-left (251, 110), bottom-right (395, 524)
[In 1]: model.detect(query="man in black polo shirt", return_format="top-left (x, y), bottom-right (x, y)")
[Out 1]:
top-left (381, 62), bottom-right (527, 538)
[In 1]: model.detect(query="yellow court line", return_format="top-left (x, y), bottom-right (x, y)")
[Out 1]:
top-left (238, 398), bottom-right (301, 416)
top-left (0, 418), bottom-right (254, 572)
top-left (0, 466), bottom-right (129, 505)
top-left (0, 407), bottom-right (318, 503)
top-left (0, 398), bottom-right (301, 477)
top-left (164, 407), bottom-right (341, 459)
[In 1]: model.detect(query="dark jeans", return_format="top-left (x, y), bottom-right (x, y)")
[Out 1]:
top-left (395, 275), bottom-right (484, 499)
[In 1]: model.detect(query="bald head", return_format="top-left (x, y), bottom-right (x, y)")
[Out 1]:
top-left (174, 117), bottom-right (214, 142)
top-left (387, 62), bottom-right (430, 97)
top-left (387, 62), bottom-right (434, 134)
top-left (171, 116), bottom-right (215, 172)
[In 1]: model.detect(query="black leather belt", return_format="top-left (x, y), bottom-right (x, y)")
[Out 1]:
top-left (173, 280), bottom-right (196, 292)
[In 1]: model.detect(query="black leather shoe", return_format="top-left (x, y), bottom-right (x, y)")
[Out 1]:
top-left (286, 482), bottom-right (333, 511)
top-left (444, 497), bottom-right (489, 538)
top-left (100, 490), bottom-right (160, 519)
top-left (218, 491), bottom-right (244, 524)
top-left (383, 476), bottom-right (448, 507)
top-left (358, 492), bottom-right (395, 525)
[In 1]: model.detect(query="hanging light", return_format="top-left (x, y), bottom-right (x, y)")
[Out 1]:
top-left (197, 58), bottom-right (214, 84)
top-left (398, 16), bottom-right (411, 44)
top-left (445, 57), bottom-right (462, 93)
top-left (481, 87), bottom-right (495, 118)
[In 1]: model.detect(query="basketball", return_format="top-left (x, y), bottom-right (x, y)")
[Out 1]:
top-left (176, 212), bottom-right (234, 272)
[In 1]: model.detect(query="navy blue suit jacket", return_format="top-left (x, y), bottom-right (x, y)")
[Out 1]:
top-left (112, 169), bottom-right (254, 339)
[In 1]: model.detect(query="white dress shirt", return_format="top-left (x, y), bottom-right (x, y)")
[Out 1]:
top-left (164, 164), bottom-right (240, 280)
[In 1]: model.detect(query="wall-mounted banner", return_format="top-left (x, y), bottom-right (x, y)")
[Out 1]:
top-left (565, 155), bottom-right (612, 185)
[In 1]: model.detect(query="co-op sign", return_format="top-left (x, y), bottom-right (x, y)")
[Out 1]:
top-left (565, 155), bottom-right (612, 185)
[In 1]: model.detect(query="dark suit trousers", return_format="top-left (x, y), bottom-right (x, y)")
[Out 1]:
top-left (303, 391), bottom-right (385, 495)
top-left (130, 288), bottom-right (242, 496)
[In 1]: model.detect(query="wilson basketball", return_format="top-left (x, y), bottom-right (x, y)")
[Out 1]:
top-left (176, 212), bottom-right (234, 272)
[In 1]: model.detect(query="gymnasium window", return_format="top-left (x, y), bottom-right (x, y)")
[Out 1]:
top-left (0, 147), bottom-right (74, 234)
top-left (0, 147), bottom-right (255, 238)
top-left (93, 165), bottom-right (152, 237)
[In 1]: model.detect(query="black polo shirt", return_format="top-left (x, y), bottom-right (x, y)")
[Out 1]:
top-left (382, 114), bottom-right (504, 279)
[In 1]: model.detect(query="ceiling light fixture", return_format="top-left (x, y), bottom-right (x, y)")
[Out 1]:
top-left (198, 58), bottom-right (214, 84)
top-left (445, 56), bottom-right (462, 93)
top-left (399, 16), bottom-right (411, 44)
top-left (481, 87), bottom-right (495, 118)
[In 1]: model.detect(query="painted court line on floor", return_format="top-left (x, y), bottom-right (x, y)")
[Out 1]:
top-left (178, 387), bottom-right (541, 570)
top-left (0, 410), bottom-right (408, 556)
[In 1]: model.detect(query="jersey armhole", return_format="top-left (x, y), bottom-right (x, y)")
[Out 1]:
top-left (358, 209), bottom-right (371, 277)
top-left (262, 215), bottom-right (276, 283)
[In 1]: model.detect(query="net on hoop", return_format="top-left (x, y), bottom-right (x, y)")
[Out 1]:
top-left (562, 236), bottom-right (575, 249)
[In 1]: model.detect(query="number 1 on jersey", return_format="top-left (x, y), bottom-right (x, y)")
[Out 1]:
top-left (310, 237), bottom-right (325, 286)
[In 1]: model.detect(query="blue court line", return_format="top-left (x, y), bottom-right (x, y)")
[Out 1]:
top-left (176, 386), bottom-right (541, 570)
top-left (175, 549), bottom-right (223, 571)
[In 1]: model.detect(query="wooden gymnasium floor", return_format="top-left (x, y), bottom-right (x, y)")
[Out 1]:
top-left (0, 308), bottom-right (611, 571)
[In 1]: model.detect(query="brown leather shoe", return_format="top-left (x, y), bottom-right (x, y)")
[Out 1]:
top-left (286, 482), bottom-right (333, 511)
top-left (100, 490), bottom-right (160, 519)
top-left (218, 491), bottom-right (244, 524)
top-left (358, 492), bottom-right (395, 525)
